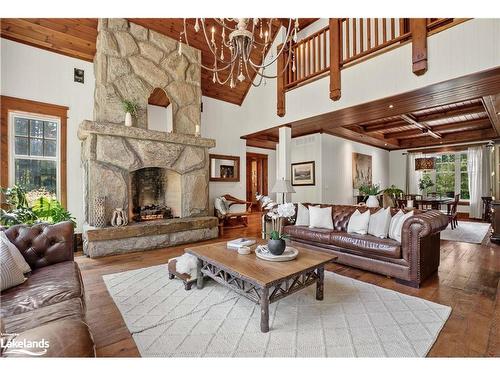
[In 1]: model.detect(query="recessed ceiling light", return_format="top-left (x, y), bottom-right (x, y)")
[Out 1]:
top-left (384, 143), bottom-right (388, 146)
top-left (388, 104), bottom-right (394, 109)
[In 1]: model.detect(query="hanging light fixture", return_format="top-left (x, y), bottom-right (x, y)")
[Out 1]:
top-left (415, 157), bottom-right (435, 171)
top-left (179, 18), bottom-right (299, 88)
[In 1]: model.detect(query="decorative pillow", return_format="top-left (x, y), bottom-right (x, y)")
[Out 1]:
top-left (1, 240), bottom-right (26, 292)
top-left (295, 203), bottom-right (319, 226)
top-left (393, 210), bottom-right (414, 243)
top-left (214, 197), bottom-right (227, 215)
top-left (347, 209), bottom-right (371, 235)
top-left (309, 206), bottom-right (334, 230)
top-left (220, 196), bottom-right (230, 212)
top-left (368, 207), bottom-right (392, 238)
top-left (0, 231), bottom-right (31, 274)
top-left (388, 210), bottom-right (404, 240)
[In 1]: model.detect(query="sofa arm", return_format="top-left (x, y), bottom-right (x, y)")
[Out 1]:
top-left (1, 221), bottom-right (74, 270)
top-left (400, 210), bottom-right (448, 285)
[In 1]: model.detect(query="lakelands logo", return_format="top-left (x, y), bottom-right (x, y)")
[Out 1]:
top-left (0, 333), bottom-right (49, 356)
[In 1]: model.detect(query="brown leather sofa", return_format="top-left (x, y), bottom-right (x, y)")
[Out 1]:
top-left (0, 221), bottom-right (95, 357)
top-left (283, 204), bottom-right (449, 288)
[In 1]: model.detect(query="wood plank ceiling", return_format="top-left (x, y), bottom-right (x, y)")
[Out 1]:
top-left (0, 18), bottom-right (318, 105)
top-left (242, 67), bottom-right (500, 150)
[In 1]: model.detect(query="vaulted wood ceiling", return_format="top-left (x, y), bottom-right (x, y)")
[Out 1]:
top-left (0, 18), bottom-right (318, 105)
top-left (242, 67), bottom-right (500, 150)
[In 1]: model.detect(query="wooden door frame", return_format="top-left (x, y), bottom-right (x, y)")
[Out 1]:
top-left (0, 95), bottom-right (68, 208)
top-left (246, 152), bottom-right (269, 210)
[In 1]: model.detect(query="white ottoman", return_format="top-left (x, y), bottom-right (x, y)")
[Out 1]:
top-left (167, 253), bottom-right (198, 290)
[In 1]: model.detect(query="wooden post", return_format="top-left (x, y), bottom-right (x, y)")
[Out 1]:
top-left (260, 287), bottom-right (270, 333)
top-left (316, 267), bottom-right (324, 301)
top-left (411, 18), bottom-right (428, 76)
top-left (277, 44), bottom-right (286, 117)
top-left (329, 18), bottom-right (341, 101)
top-left (196, 258), bottom-right (204, 289)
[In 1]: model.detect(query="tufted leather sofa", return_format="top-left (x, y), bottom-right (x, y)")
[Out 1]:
top-left (283, 204), bottom-right (449, 288)
top-left (0, 221), bottom-right (95, 357)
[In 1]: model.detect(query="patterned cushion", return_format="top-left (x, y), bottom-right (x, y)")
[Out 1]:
top-left (0, 240), bottom-right (26, 292)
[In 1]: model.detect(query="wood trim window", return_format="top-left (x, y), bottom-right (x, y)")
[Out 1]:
top-left (0, 96), bottom-right (68, 208)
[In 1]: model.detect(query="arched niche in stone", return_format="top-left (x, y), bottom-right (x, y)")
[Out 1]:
top-left (147, 87), bottom-right (173, 133)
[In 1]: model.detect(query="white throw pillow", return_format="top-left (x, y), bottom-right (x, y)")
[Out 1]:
top-left (393, 210), bottom-right (414, 243)
top-left (368, 207), bottom-right (392, 238)
top-left (0, 231), bottom-right (31, 274)
top-left (1, 240), bottom-right (26, 292)
top-left (309, 206), bottom-right (334, 230)
top-left (388, 210), bottom-right (404, 240)
top-left (295, 203), bottom-right (310, 226)
top-left (347, 209), bottom-right (371, 235)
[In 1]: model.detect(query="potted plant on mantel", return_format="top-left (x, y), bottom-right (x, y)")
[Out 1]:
top-left (256, 194), bottom-right (296, 255)
top-left (121, 99), bottom-right (138, 127)
top-left (359, 183), bottom-right (382, 208)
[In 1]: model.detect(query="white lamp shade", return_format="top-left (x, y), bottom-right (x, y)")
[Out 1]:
top-left (271, 179), bottom-right (296, 194)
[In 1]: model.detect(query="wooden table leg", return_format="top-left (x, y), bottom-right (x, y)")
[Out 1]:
top-left (196, 258), bottom-right (204, 289)
top-left (316, 266), bottom-right (324, 301)
top-left (260, 287), bottom-right (269, 333)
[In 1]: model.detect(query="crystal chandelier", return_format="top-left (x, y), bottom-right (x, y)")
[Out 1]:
top-left (179, 18), bottom-right (299, 88)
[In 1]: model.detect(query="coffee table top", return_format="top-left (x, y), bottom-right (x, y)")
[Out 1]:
top-left (185, 239), bottom-right (336, 287)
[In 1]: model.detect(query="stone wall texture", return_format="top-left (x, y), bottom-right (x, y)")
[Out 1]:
top-left (94, 18), bottom-right (202, 135)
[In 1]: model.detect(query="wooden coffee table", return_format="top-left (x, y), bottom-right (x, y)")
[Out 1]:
top-left (185, 240), bottom-right (337, 332)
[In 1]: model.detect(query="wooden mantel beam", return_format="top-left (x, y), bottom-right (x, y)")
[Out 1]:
top-left (411, 18), bottom-right (428, 76)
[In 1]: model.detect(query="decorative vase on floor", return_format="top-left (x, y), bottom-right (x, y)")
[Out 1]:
top-left (92, 196), bottom-right (106, 228)
top-left (366, 195), bottom-right (380, 208)
top-left (124, 112), bottom-right (132, 127)
top-left (111, 208), bottom-right (128, 227)
top-left (267, 239), bottom-right (286, 255)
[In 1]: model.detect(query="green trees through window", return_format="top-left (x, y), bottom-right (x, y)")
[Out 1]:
top-left (422, 153), bottom-right (469, 199)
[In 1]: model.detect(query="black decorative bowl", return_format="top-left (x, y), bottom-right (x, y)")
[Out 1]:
top-left (267, 239), bottom-right (286, 255)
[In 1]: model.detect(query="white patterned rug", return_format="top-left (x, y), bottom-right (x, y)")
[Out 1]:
top-left (440, 221), bottom-right (491, 244)
top-left (103, 264), bottom-right (451, 357)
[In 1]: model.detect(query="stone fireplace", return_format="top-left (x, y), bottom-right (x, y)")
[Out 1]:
top-left (79, 19), bottom-right (217, 258)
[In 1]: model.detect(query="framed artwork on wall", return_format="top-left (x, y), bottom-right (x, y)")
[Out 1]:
top-left (291, 161), bottom-right (315, 186)
top-left (352, 152), bottom-right (372, 188)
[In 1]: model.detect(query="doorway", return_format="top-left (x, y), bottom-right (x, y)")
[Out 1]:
top-left (246, 152), bottom-right (268, 211)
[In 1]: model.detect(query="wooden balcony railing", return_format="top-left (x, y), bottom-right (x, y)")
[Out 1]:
top-left (278, 18), bottom-right (465, 115)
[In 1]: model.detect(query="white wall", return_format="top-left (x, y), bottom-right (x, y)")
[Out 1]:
top-left (290, 134), bottom-right (323, 203)
top-left (1, 39), bottom-right (95, 231)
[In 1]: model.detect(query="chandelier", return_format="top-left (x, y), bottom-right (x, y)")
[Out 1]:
top-left (178, 18), bottom-right (299, 88)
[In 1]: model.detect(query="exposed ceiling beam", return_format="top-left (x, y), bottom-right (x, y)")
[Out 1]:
top-left (362, 120), bottom-right (409, 133)
top-left (398, 128), bottom-right (497, 149)
top-left (414, 102), bottom-right (485, 123)
top-left (400, 114), bottom-right (442, 139)
top-left (385, 118), bottom-right (492, 139)
top-left (482, 95), bottom-right (500, 136)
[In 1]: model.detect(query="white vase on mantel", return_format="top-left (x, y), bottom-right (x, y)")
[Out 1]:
top-left (124, 112), bottom-right (132, 127)
top-left (366, 195), bottom-right (380, 208)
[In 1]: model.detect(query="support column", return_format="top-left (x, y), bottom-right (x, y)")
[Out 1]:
top-left (411, 18), bottom-right (428, 76)
top-left (329, 18), bottom-right (341, 101)
top-left (277, 126), bottom-right (292, 203)
top-left (277, 44), bottom-right (286, 117)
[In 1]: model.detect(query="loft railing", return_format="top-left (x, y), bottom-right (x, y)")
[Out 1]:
top-left (281, 18), bottom-right (462, 93)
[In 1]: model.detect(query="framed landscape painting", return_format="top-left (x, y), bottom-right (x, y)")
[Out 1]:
top-left (291, 161), bottom-right (315, 186)
top-left (352, 152), bottom-right (372, 188)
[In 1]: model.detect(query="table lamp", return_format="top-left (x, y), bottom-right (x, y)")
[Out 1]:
top-left (271, 178), bottom-right (296, 203)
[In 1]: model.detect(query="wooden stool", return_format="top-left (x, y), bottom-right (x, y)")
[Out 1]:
top-left (167, 258), bottom-right (196, 290)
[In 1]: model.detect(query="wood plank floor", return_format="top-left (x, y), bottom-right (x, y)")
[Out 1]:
top-left (75, 213), bottom-right (500, 357)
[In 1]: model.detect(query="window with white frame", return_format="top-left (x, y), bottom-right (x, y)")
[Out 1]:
top-left (9, 112), bottom-right (60, 198)
top-left (422, 152), bottom-right (469, 200)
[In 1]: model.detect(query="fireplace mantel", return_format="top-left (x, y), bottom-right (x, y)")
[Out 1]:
top-left (78, 120), bottom-right (215, 148)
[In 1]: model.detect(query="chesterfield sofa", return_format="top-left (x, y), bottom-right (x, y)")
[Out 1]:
top-left (283, 204), bottom-right (449, 288)
top-left (1, 221), bottom-right (95, 357)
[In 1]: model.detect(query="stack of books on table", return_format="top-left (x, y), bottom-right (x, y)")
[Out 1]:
top-left (227, 238), bottom-right (256, 250)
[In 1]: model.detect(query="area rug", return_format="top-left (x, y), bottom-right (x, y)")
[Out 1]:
top-left (440, 221), bottom-right (491, 244)
top-left (103, 264), bottom-right (451, 357)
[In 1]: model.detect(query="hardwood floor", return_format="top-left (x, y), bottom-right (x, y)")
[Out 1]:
top-left (75, 213), bottom-right (500, 357)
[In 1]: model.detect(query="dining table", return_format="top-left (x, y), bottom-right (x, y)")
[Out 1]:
top-left (398, 196), bottom-right (454, 211)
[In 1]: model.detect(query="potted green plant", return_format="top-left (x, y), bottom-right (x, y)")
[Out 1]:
top-left (358, 183), bottom-right (382, 207)
top-left (122, 99), bottom-right (138, 127)
top-left (382, 185), bottom-right (404, 207)
top-left (418, 175), bottom-right (434, 197)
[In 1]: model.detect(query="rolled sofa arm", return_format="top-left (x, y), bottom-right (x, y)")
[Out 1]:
top-left (402, 210), bottom-right (449, 239)
top-left (1, 221), bottom-right (74, 270)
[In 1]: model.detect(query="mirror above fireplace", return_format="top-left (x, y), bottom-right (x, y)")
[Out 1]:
top-left (209, 154), bottom-right (240, 182)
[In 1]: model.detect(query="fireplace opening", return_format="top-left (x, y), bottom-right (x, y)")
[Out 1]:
top-left (129, 167), bottom-right (181, 222)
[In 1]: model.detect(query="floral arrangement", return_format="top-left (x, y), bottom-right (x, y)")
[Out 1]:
top-left (358, 183), bottom-right (381, 196)
top-left (256, 194), bottom-right (295, 240)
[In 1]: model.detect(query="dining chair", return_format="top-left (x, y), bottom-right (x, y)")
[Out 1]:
top-left (446, 194), bottom-right (460, 230)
